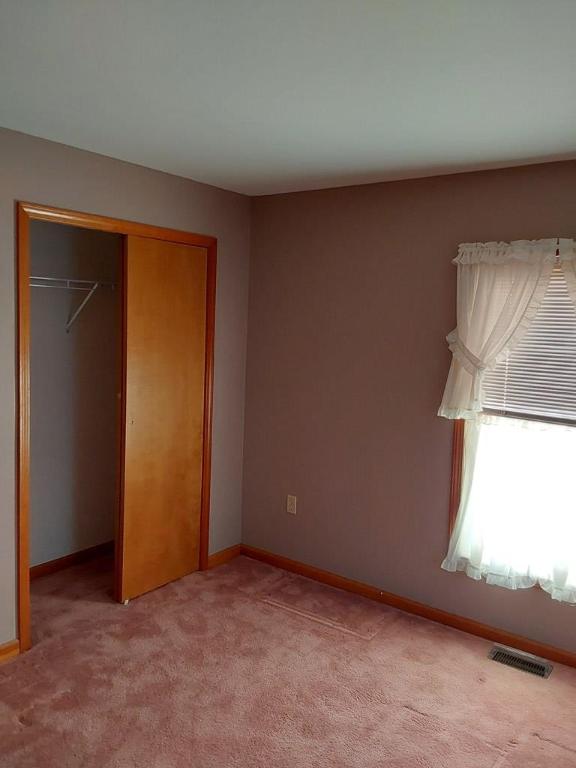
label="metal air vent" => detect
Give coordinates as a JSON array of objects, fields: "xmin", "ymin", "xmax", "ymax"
[{"xmin": 488, "ymin": 645, "xmax": 552, "ymax": 678}]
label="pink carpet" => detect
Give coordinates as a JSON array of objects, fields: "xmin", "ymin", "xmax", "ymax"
[{"xmin": 1, "ymin": 555, "xmax": 576, "ymax": 767}]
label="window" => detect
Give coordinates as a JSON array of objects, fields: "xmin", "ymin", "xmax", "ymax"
[
  {"xmin": 439, "ymin": 239, "xmax": 576, "ymax": 603},
  {"xmin": 482, "ymin": 265, "xmax": 576, "ymax": 423}
]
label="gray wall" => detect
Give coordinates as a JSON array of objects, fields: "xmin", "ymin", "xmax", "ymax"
[
  {"xmin": 30, "ymin": 222, "xmax": 120, "ymax": 567},
  {"xmin": 244, "ymin": 159, "xmax": 576, "ymax": 654},
  {"xmin": 0, "ymin": 128, "xmax": 251, "ymax": 644}
]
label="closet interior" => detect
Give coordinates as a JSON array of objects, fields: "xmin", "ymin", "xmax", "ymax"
[{"xmin": 29, "ymin": 220, "xmax": 122, "ymax": 627}]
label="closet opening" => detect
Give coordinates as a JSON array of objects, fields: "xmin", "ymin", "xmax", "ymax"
[
  {"xmin": 29, "ymin": 221, "xmax": 122, "ymax": 640},
  {"xmin": 17, "ymin": 202, "xmax": 217, "ymax": 655}
]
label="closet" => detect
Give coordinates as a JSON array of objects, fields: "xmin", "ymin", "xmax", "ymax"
[
  {"xmin": 30, "ymin": 222, "xmax": 121, "ymax": 585},
  {"xmin": 18, "ymin": 203, "xmax": 216, "ymax": 650}
]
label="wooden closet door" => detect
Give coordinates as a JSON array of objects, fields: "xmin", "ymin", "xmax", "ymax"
[{"xmin": 118, "ymin": 236, "xmax": 208, "ymax": 601}]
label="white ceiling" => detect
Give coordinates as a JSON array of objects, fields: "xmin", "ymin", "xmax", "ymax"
[{"xmin": 1, "ymin": 1, "xmax": 576, "ymax": 196}]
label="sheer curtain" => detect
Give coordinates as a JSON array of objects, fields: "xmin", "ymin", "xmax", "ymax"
[
  {"xmin": 438, "ymin": 240, "xmax": 559, "ymax": 419},
  {"xmin": 563, "ymin": 255, "xmax": 576, "ymax": 305},
  {"xmin": 439, "ymin": 238, "xmax": 576, "ymax": 604},
  {"xmin": 442, "ymin": 416, "xmax": 576, "ymax": 602}
]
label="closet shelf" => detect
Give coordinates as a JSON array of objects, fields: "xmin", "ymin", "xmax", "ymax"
[{"xmin": 29, "ymin": 275, "xmax": 115, "ymax": 332}]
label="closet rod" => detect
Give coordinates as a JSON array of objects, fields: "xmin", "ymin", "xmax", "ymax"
[
  {"xmin": 29, "ymin": 276, "xmax": 115, "ymax": 291},
  {"xmin": 29, "ymin": 276, "xmax": 115, "ymax": 331}
]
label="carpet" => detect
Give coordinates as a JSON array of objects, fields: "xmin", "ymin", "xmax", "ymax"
[
  {"xmin": 1, "ymin": 555, "xmax": 575, "ymax": 767},
  {"xmin": 260, "ymin": 572, "xmax": 397, "ymax": 639}
]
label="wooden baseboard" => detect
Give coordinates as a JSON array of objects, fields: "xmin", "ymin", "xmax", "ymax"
[
  {"xmin": 30, "ymin": 541, "xmax": 114, "ymax": 581},
  {"xmin": 0, "ymin": 640, "xmax": 20, "ymax": 666},
  {"xmin": 207, "ymin": 544, "xmax": 242, "ymax": 569},
  {"xmin": 240, "ymin": 544, "xmax": 576, "ymax": 669}
]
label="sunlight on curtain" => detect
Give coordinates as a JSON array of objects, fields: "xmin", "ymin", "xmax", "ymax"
[{"xmin": 442, "ymin": 415, "xmax": 576, "ymax": 602}]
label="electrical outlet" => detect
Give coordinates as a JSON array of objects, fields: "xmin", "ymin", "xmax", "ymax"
[{"xmin": 286, "ymin": 494, "xmax": 297, "ymax": 515}]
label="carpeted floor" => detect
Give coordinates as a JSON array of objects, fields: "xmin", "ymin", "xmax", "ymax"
[{"xmin": 1, "ymin": 555, "xmax": 576, "ymax": 767}]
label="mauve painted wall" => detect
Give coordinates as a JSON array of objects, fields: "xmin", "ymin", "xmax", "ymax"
[
  {"xmin": 244, "ymin": 160, "xmax": 576, "ymax": 653},
  {"xmin": 0, "ymin": 128, "xmax": 250, "ymax": 645}
]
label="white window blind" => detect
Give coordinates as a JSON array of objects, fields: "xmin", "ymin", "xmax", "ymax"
[{"xmin": 482, "ymin": 265, "xmax": 576, "ymax": 423}]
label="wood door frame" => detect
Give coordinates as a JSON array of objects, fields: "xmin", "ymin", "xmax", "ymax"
[
  {"xmin": 16, "ymin": 201, "xmax": 217, "ymax": 651},
  {"xmin": 448, "ymin": 419, "xmax": 465, "ymax": 533}
]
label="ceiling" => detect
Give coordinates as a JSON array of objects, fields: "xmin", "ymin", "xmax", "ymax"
[{"xmin": 1, "ymin": 1, "xmax": 575, "ymax": 196}]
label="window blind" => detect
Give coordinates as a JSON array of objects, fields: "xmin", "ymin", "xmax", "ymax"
[{"xmin": 482, "ymin": 265, "xmax": 576, "ymax": 423}]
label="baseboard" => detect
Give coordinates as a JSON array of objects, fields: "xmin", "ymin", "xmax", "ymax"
[
  {"xmin": 30, "ymin": 541, "xmax": 114, "ymax": 581},
  {"xmin": 0, "ymin": 640, "xmax": 20, "ymax": 666},
  {"xmin": 207, "ymin": 544, "xmax": 242, "ymax": 569},
  {"xmin": 240, "ymin": 544, "xmax": 576, "ymax": 669}
]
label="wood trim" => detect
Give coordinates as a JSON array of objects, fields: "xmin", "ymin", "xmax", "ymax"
[
  {"xmin": 449, "ymin": 419, "xmax": 465, "ymax": 532},
  {"xmin": 207, "ymin": 544, "xmax": 242, "ymax": 569},
  {"xmin": 18, "ymin": 202, "xmax": 216, "ymax": 249},
  {"xmin": 30, "ymin": 541, "xmax": 114, "ymax": 581},
  {"xmin": 16, "ymin": 202, "xmax": 31, "ymax": 652},
  {"xmin": 17, "ymin": 201, "xmax": 216, "ymax": 646},
  {"xmin": 199, "ymin": 243, "xmax": 216, "ymax": 570},
  {"xmin": 114, "ymin": 237, "xmax": 128, "ymax": 602},
  {"xmin": 240, "ymin": 545, "xmax": 576, "ymax": 669},
  {"xmin": 0, "ymin": 640, "xmax": 20, "ymax": 666}
]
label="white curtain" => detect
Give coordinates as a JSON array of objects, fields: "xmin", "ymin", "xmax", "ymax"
[
  {"xmin": 563, "ymin": 255, "xmax": 576, "ymax": 305},
  {"xmin": 438, "ymin": 239, "xmax": 569, "ymax": 419},
  {"xmin": 439, "ymin": 237, "xmax": 576, "ymax": 603},
  {"xmin": 442, "ymin": 415, "xmax": 576, "ymax": 603}
]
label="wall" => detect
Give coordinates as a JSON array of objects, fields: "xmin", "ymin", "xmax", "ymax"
[
  {"xmin": 0, "ymin": 128, "xmax": 250, "ymax": 644},
  {"xmin": 30, "ymin": 222, "xmax": 120, "ymax": 566},
  {"xmin": 244, "ymin": 160, "xmax": 576, "ymax": 653}
]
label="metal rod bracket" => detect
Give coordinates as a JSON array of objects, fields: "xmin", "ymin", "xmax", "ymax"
[{"xmin": 66, "ymin": 282, "xmax": 100, "ymax": 332}]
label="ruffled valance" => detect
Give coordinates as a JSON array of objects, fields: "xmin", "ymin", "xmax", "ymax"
[{"xmin": 454, "ymin": 238, "xmax": 576, "ymax": 265}]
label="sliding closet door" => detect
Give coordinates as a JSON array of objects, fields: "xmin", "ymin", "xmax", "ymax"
[{"xmin": 118, "ymin": 236, "xmax": 208, "ymax": 601}]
